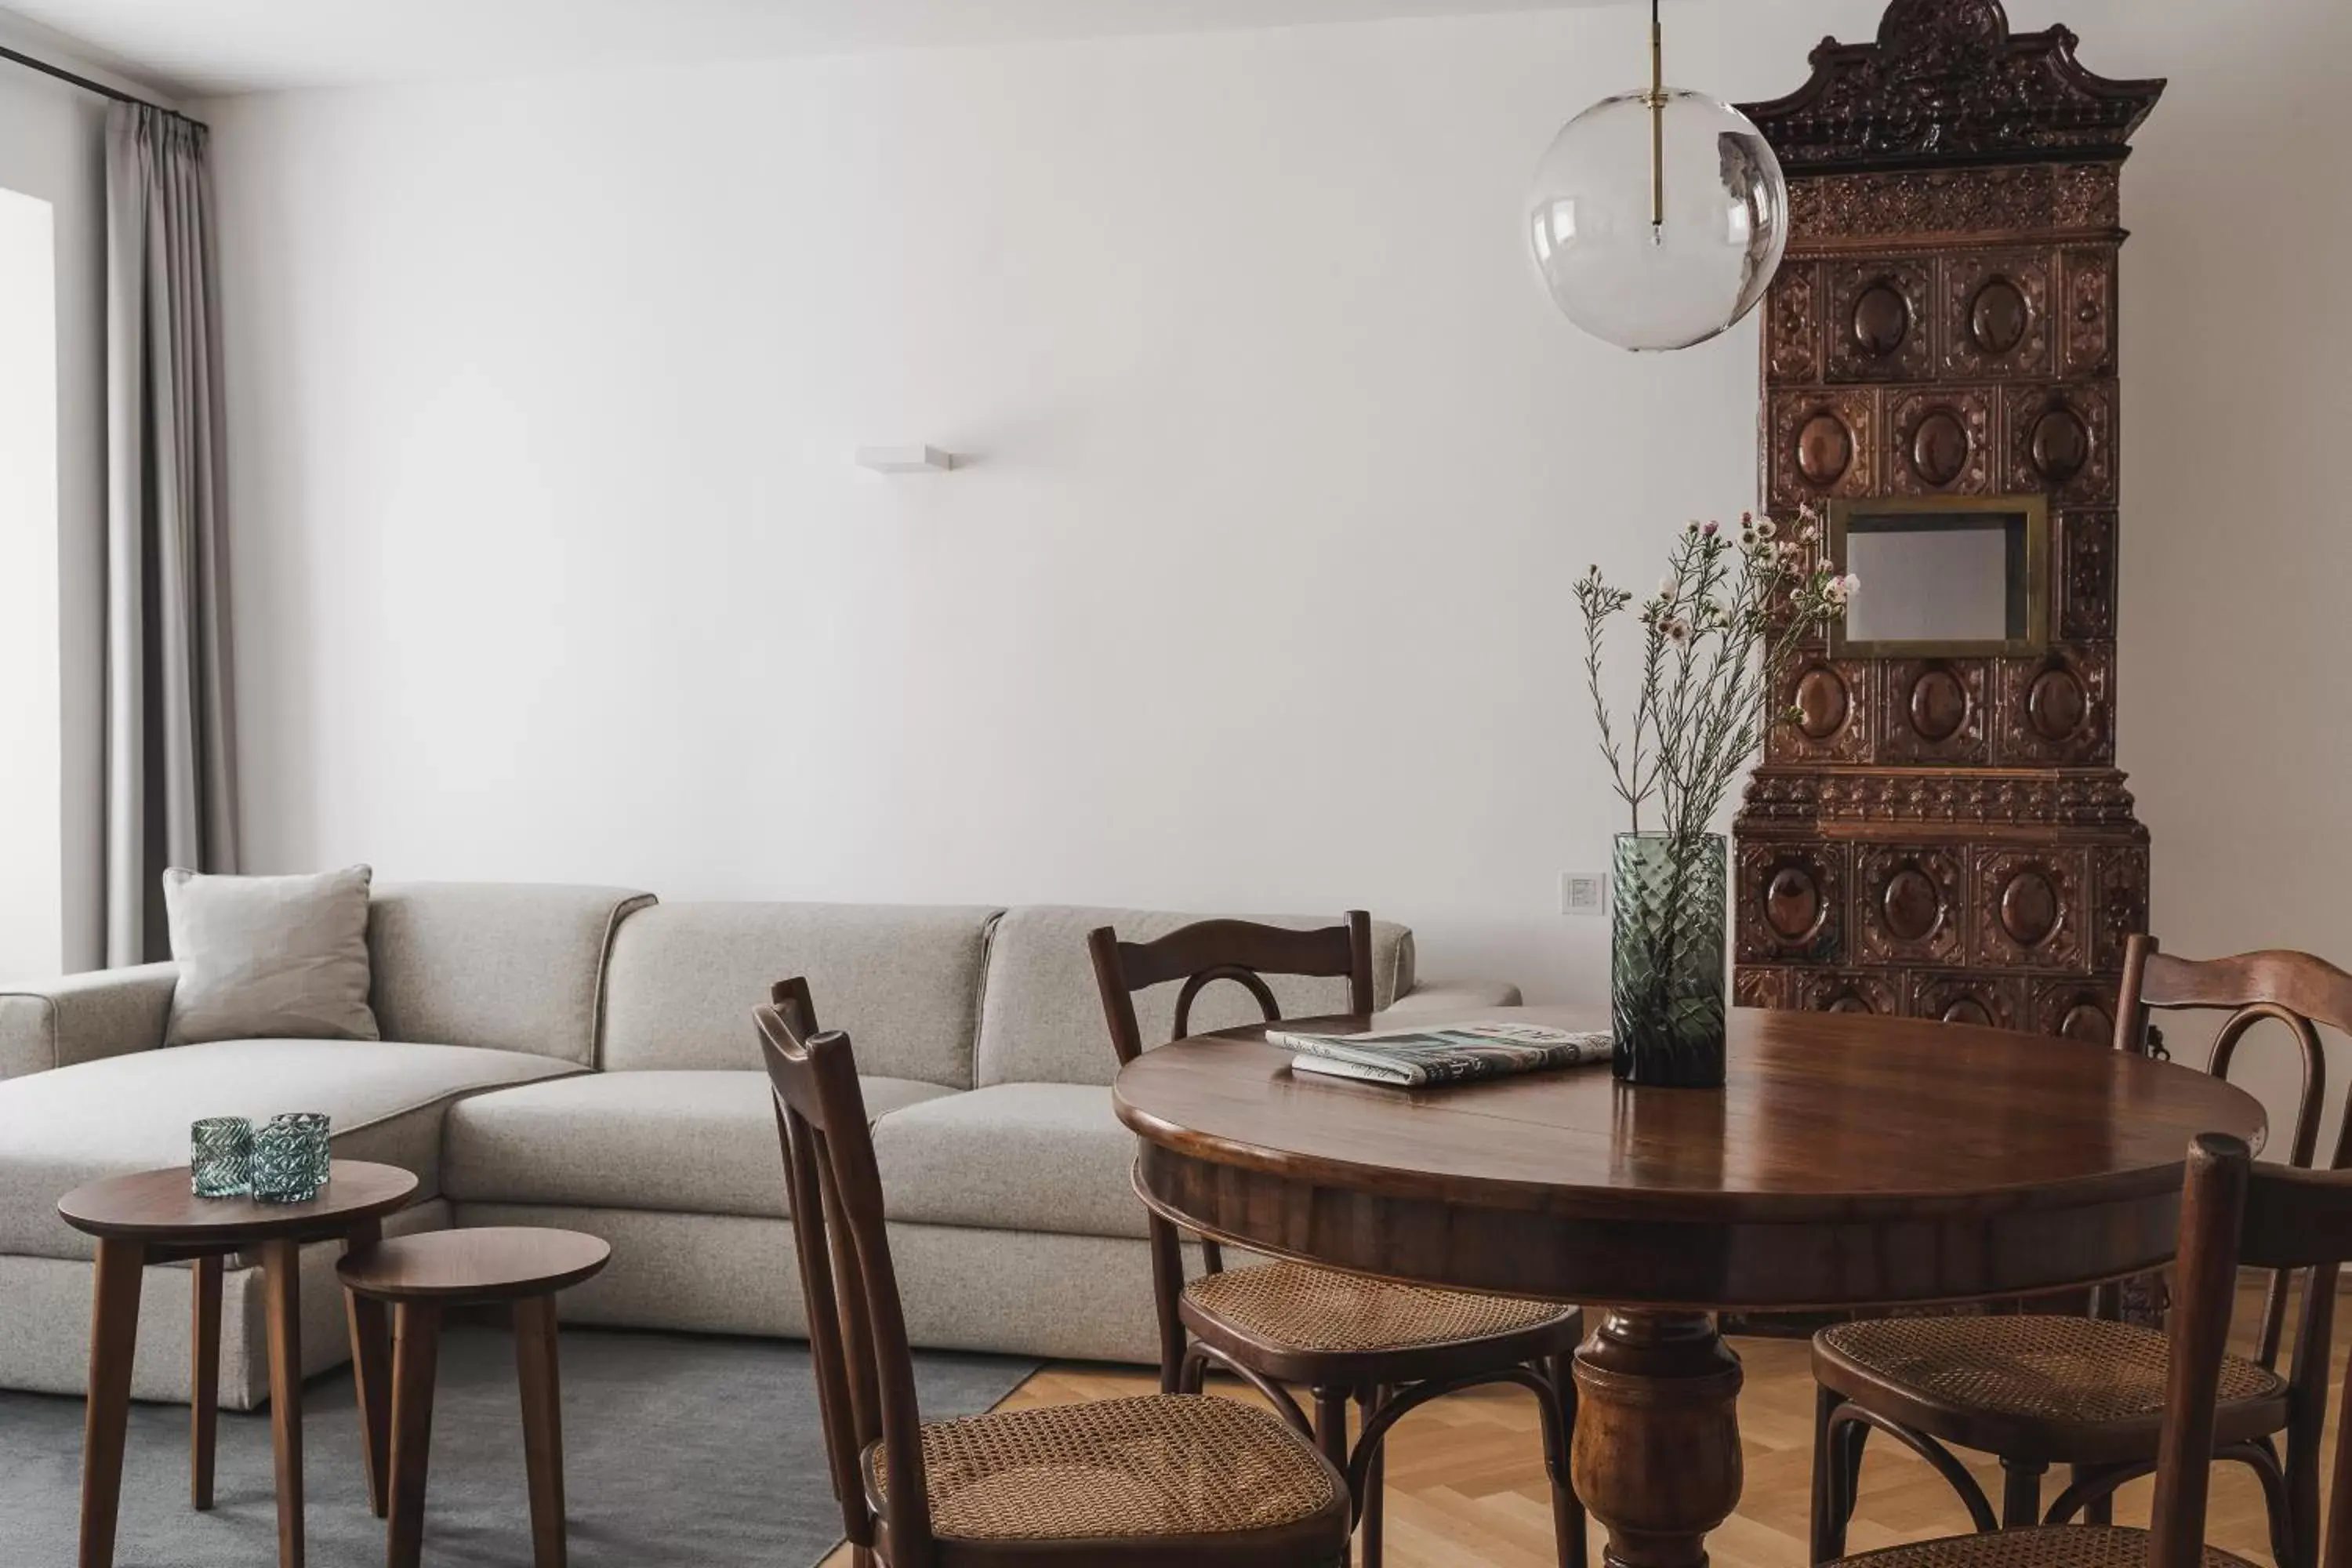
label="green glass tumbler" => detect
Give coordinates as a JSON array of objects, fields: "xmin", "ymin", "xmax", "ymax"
[
  {"xmin": 1610, "ymin": 831, "xmax": 1730, "ymax": 1088},
  {"xmin": 191, "ymin": 1117, "xmax": 253, "ymax": 1198},
  {"xmin": 252, "ymin": 1113, "xmax": 331, "ymax": 1203}
]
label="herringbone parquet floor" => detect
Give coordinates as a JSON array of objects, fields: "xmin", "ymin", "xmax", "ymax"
[{"xmin": 822, "ymin": 1279, "xmax": 2338, "ymax": 1567}]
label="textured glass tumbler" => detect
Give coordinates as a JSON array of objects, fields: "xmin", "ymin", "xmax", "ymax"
[
  {"xmin": 252, "ymin": 1113, "xmax": 331, "ymax": 1203},
  {"xmin": 190, "ymin": 1117, "xmax": 253, "ymax": 1198},
  {"xmin": 1610, "ymin": 831, "xmax": 1730, "ymax": 1087}
]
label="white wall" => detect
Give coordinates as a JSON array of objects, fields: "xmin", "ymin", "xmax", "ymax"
[{"xmin": 203, "ymin": 1, "xmax": 2352, "ymax": 1131}]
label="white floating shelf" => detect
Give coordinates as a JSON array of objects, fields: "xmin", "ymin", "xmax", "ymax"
[{"xmin": 856, "ymin": 445, "xmax": 959, "ymax": 474}]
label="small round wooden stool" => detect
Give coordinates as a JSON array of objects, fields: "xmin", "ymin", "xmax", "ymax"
[{"xmin": 337, "ymin": 1227, "xmax": 610, "ymax": 1568}]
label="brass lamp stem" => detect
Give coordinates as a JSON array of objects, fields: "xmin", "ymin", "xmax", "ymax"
[{"xmin": 1646, "ymin": 0, "xmax": 1665, "ymax": 238}]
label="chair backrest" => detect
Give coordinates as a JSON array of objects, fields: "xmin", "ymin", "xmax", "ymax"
[
  {"xmin": 756, "ymin": 979, "xmax": 938, "ymax": 1567},
  {"xmin": 2151, "ymin": 1134, "xmax": 2352, "ymax": 1568},
  {"xmin": 2114, "ymin": 934, "xmax": 2352, "ymax": 1362},
  {"xmin": 1086, "ymin": 910, "xmax": 1376, "ymax": 1065}
]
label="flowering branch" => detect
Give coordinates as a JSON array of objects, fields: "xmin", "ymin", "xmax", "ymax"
[{"xmin": 1575, "ymin": 505, "xmax": 1857, "ymax": 848}]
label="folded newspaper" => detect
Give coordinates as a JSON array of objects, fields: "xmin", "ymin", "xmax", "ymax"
[{"xmin": 1267, "ymin": 1021, "xmax": 1614, "ymax": 1087}]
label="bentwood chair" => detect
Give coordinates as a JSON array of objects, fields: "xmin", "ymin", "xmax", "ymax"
[
  {"xmin": 1811, "ymin": 937, "xmax": 2352, "ymax": 1566},
  {"xmin": 1817, "ymin": 1130, "xmax": 2352, "ymax": 1568},
  {"xmin": 756, "ymin": 982, "xmax": 1352, "ymax": 1568},
  {"xmin": 1088, "ymin": 913, "xmax": 1588, "ymax": 1568}
]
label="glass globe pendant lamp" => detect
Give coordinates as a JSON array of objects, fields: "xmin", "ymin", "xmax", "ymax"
[{"xmin": 1527, "ymin": 0, "xmax": 1788, "ymax": 352}]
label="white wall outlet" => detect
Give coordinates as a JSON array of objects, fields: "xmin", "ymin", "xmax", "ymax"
[{"xmin": 1561, "ymin": 872, "xmax": 1608, "ymax": 916}]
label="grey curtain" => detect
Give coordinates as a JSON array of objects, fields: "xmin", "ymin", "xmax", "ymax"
[{"xmin": 103, "ymin": 103, "xmax": 237, "ymax": 965}]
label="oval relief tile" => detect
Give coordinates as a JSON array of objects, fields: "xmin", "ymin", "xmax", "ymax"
[
  {"xmin": 1907, "ymin": 668, "xmax": 1970, "ymax": 742},
  {"xmin": 1852, "ymin": 281, "xmax": 1911, "ymax": 358},
  {"xmin": 1909, "ymin": 410, "xmax": 1971, "ymax": 488},
  {"xmin": 1765, "ymin": 867, "xmax": 1824, "ymax": 943},
  {"xmin": 2026, "ymin": 666, "xmax": 2090, "ymax": 740},
  {"xmin": 1998, "ymin": 869, "xmax": 2060, "ymax": 947},
  {"xmin": 1794, "ymin": 666, "xmax": 1850, "ymax": 741},
  {"xmin": 1797, "ymin": 412, "xmax": 1855, "ymax": 485},
  {"xmin": 2058, "ymin": 1001, "xmax": 2111, "ymax": 1043},
  {"xmin": 1881, "ymin": 867, "xmax": 1944, "ymax": 943},
  {"xmin": 1940, "ymin": 996, "xmax": 1994, "ymax": 1027},
  {"xmin": 2030, "ymin": 406, "xmax": 2092, "ymax": 483},
  {"xmin": 1969, "ymin": 277, "xmax": 2029, "ymax": 355},
  {"xmin": 1826, "ymin": 993, "xmax": 1875, "ymax": 1014}
]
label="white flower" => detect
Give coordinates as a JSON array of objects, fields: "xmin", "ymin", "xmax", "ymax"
[
  {"xmin": 1754, "ymin": 517, "xmax": 1777, "ymax": 541},
  {"xmin": 1841, "ymin": 573, "xmax": 1861, "ymax": 596},
  {"xmin": 1657, "ymin": 575, "xmax": 1676, "ymax": 599},
  {"xmin": 1663, "ymin": 616, "xmax": 1691, "ymax": 644}
]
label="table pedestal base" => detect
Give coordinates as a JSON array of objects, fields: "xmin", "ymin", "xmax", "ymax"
[{"xmin": 1571, "ymin": 1309, "xmax": 1744, "ymax": 1568}]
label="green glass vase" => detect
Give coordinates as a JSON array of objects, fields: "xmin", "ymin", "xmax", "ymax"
[{"xmin": 1611, "ymin": 831, "xmax": 1729, "ymax": 1088}]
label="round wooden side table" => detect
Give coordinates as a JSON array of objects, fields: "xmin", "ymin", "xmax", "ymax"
[
  {"xmin": 1115, "ymin": 1005, "xmax": 2268, "ymax": 1568},
  {"xmin": 337, "ymin": 1226, "xmax": 612, "ymax": 1568},
  {"xmin": 56, "ymin": 1159, "xmax": 420, "ymax": 1568}
]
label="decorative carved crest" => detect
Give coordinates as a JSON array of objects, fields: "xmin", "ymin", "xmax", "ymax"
[{"xmin": 1738, "ymin": 0, "xmax": 2165, "ymax": 173}]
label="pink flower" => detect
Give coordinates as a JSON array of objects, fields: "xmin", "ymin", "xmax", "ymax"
[
  {"xmin": 1701, "ymin": 521, "xmax": 1719, "ymax": 538},
  {"xmin": 1663, "ymin": 616, "xmax": 1692, "ymax": 644}
]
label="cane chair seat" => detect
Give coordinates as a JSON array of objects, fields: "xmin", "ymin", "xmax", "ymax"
[
  {"xmin": 1830, "ymin": 1525, "xmax": 2256, "ymax": 1568},
  {"xmin": 1184, "ymin": 1261, "xmax": 1578, "ymax": 1356},
  {"xmin": 862, "ymin": 1393, "xmax": 1348, "ymax": 1546},
  {"xmin": 1817, "ymin": 1316, "xmax": 2286, "ymax": 1443}
]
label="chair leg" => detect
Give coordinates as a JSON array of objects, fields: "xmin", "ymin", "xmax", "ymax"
[
  {"xmin": 2000, "ymin": 1458, "xmax": 2045, "ymax": 1529},
  {"xmin": 1315, "ymin": 1385, "xmax": 1355, "ymax": 1555},
  {"xmin": 1546, "ymin": 1352, "xmax": 1588, "ymax": 1568},
  {"xmin": 1357, "ymin": 1386, "xmax": 1385, "ymax": 1568},
  {"xmin": 1812, "ymin": 1387, "xmax": 1848, "ymax": 1563},
  {"xmin": 2067, "ymin": 1465, "xmax": 2113, "ymax": 1526},
  {"xmin": 1838, "ymin": 1415, "xmax": 1869, "ymax": 1528},
  {"xmin": 1146, "ymin": 1219, "xmax": 1189, "ymax": 1396}
]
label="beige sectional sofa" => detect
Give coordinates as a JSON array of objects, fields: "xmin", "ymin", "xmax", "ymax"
[{"xmin": 0, "ymin": 884, "xmax": 1515, "ymax": 1409}]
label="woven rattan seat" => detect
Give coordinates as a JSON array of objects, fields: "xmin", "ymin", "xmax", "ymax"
[
  {"xmin": 1831, "ymin": 1524, "xmax": 2256, "ymax": 1568},
  {"xmin": 864, "ymin": 1393, "xmax": 1341, "ymax": 1542},
  {"xmin": 1817, "ymin": 1316, "xmax": 2285, "ymax": 1428},
  {"xmin": 1182, "ymin": 1261, "xmax": 1577, "ymax": 1356}
]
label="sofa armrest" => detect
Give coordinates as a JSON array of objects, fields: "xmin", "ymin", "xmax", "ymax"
[
  {"xmin": 0, "ymin": 964, "xmax": 179, "ymax": 1079},
  {"xmin": 1383, "ymin": 978, "xmax": 1524, "ymax": 1016}
]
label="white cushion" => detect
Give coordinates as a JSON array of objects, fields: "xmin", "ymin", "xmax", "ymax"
[
  {"xmin": 0, "ymin": 1038, "xmax": 579, "ymax": 1261},
  {"xmin": 442, "ymin": 1069, "xmax": 957, "ymax": 1216},
  {"xmin": 164, "ymin": 865, "xmax": 379, "ymax": 1044},
  {"xmin": 871, "ymin": 1083, "xmax": 1143, "ymax": 1240}
]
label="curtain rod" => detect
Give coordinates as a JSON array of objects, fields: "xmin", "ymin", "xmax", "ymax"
[{"xmin": 1, "ymin": 42, "xmax": 205, "ymax": 129}]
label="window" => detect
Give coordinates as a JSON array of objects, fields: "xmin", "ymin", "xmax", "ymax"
[{"xmin": 0, "ymin": 186, "xmax": 60, "ymax": 976}]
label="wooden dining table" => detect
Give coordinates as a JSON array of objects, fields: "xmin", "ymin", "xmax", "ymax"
[{"xmin": 1112, "ymin": 1004, "xmax": 2267, "ymax": 1568}]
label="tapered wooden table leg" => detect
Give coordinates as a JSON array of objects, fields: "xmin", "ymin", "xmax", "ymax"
[
  {"xmin": 1570, "ymin": 1309, "xmax": 1744, "ymax": 1568},
  {"xmin": 261, "ymin": 1238, "xmax": 307, "ymax": 1568},
  {"xmin": 514, "ymin": 1294, "xmax": 570, "ymax": 1568},
  {"xmin": 387, "ymin": 1300, "xmax": 444, "ymax": 1568},
  {"xmin": 79, "ymin": 1237, "xmax": 146, "ymax": 1568},
  {"xmin": 191, "ymin": 1252, "xmax": 223, "ymax": 1510},
  {"xmin": 343, "ymin": 1218, "xmax": 394, "ymax": 1518}
]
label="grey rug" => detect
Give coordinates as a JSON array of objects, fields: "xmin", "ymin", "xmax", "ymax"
[{"xmin": 0, "ymin": 1326, "xmax": 1037, "ymax": 1567}]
